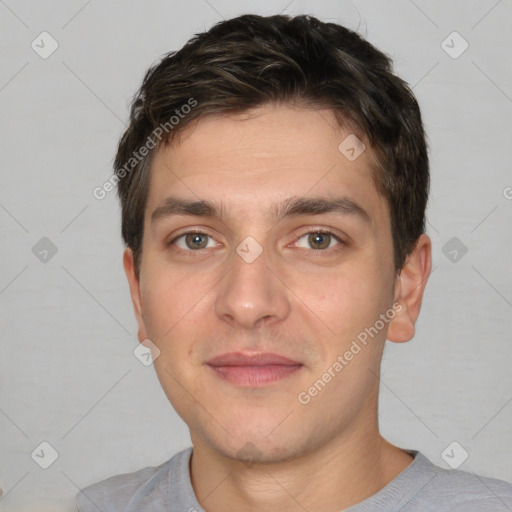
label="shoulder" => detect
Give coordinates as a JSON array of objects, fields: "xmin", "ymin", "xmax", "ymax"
[
  {"xmin": 434, "ymin": 465, "xmax": 512, "ymax": 510},
  {"xmin": 75, "ymin": 447, "xmax": 192, "ymax": 512},
  {"xmin": 409, "ymin": 452, "xmax": 512, "ymax": 511}
]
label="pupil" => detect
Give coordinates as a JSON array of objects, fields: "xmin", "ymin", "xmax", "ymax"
[
  {"xmin": 310, "ymin": 232, "xmax": 329, "ymax": 250},
  {"xmin": 187, "ymin": 234, "xmax": 207, "ymax": 249}
]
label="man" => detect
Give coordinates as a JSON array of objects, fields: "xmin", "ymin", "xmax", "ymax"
[{"xmin": 77, "ymin": 13, "xmax": 512, "ymax": 512}]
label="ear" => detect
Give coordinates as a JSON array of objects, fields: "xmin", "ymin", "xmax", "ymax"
[
  {"xmin": 123, "ymin": 248, "xmax": 149, "ymax": 343},
  {"xmin": 387, "ymin": 234, "xmax": 432, "ymax": 343}
]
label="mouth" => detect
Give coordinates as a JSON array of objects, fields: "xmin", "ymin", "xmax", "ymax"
[{"xmin": 205, "ymin": 352, "xmax": 303, "ymax": 386}]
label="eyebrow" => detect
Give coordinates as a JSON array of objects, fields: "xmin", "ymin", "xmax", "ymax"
[{"xmin": 151, "ymin": 195, "xmax": 371, "ymax": 225}]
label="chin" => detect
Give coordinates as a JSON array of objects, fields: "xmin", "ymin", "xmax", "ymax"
[
  {"xmin": 225, "ymin": 438, "xmax": 299, "ymax": 465},
  {"xmin": 196, "ymin": 420, "xmax": 312, "ymax": 465}
]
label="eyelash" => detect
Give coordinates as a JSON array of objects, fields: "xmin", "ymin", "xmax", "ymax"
[{"xmin": 166, "ymin": 228, "xmax": 344, "ymax": 255}]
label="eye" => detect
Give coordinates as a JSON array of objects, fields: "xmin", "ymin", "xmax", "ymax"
[
  {"xmin": 294, "ymin": 230, "xmax": 343, "ymax": 252},
  {"xmin": 169, "ymin": 231, "xmax": 218, "ymax": 252},
  {"xmin": 166, "ymin": 228, "xmax": 344, "ymax": 255}
]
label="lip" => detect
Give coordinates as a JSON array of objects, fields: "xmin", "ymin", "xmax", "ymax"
[
  {"xmin": 206, "ymin": 352, "xmax": 302, "ymax": 367},
  {"xmin": 206, "ymin": 352, "xmax": 303, "ymax": 386}
]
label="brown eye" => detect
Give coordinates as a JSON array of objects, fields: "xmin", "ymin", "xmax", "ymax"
[
  {"xmin": 294, "ymin": 230, "xmax": 342, "ymax": 252},
  {"xmin": 308, "ymin": 232, "xmax": 332, "ymax": 250},
  {"xmin": 168, "ymin": 232, "xmax": 216, "ymax": 251},
  {"xmin": 184, "ymin": 233, "xmax": 209, "ymax": 250}
]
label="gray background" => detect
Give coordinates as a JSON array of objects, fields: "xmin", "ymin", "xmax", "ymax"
[{"xmin": 1, "ymin": 0, "xmax": 511, "ymax": 510}]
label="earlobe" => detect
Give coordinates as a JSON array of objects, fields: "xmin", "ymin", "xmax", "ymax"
[
  {"xmin": 386, "ymin": 234, "xmax": 432, "ymax": 344},
  {"xmin": 122, "ymin": 248, "xmax": 148, "ymax": 342}
]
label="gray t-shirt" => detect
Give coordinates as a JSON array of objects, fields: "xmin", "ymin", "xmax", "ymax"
[{"xmin": 75, "ymin": 447, "xmax": 512, "ymax": 511}]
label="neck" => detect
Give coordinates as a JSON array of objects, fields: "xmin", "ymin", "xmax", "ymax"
[{"xmin": 189, "ymin": 422, "xmax": 413, "ymax": 512}]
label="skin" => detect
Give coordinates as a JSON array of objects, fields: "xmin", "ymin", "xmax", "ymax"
[{"xmin": 123, "ymin": 104, "xmax": 432, "ymax": 512}]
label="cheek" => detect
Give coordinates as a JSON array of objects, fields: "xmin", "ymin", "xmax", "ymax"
[
  {"xmin": 293, "ymin": 262, "xmax": 386, "ymax": 341},
  {"xmin": 146, "ymin": 278, "xmax": 208, "ymax": 418},
  {"xmin": 140, "ymin": 265, "xmax": 214, "ymax": 374},
  {"xmin": 140, "ymin": 261, "xmax": 210, "ymax": 338}
]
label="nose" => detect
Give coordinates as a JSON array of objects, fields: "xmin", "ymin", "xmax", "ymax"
[{"xmin": 214, "ymin": 240, "xmax": 291, "ymax": 330}]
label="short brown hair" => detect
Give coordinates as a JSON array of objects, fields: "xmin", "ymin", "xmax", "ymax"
[{"xmin": 114, "ymin": 13, "xmax": 429, "ymax": 279}]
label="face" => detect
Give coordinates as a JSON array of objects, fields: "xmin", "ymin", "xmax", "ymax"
[{"xmin": 124, "ymin": 104, "xmax": 426, "ymax": 463}]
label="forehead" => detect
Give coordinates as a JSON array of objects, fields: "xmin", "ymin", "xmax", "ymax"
[{"xmin": 145, "ymin": 105, "xmax": 388, "ymax": 228}]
